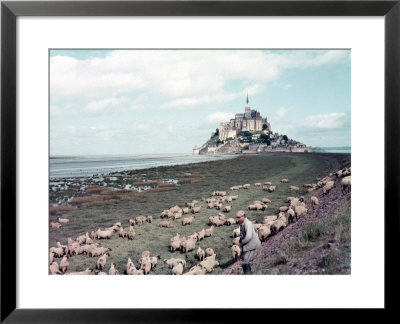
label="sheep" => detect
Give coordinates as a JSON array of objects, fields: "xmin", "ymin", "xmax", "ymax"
[
  {"xmin": 279, "ymin": 206, "xmax": 289, "ymax": 212},
  {"xmin": 233, "ymin": 227, "xmax": 240, "ymax": 238},
  {"xmin": 57, "ymin": 217, "xmax": 69, "ymax": 224},
  {"xmin": 182, "ymin": 207, "xmax": 189, "ymax": 214},
  {"xmin": 181, "ymin": 238, "xmax": 196, "ymax": 253},
  {"xmin": 94, "ymin": 270, "xmax": 108, "ymax": 275},
  {"xmin": 163, "ymin": 258, "xmax": 186, "ymax": 269},
  {"xmin": 119, "ymin": 227, "xmax": 127, "ymax": 238},
  {"xmin": 323, "ymin": 181, "xmax": 335, "ymax": 195},
  {"xmin": 289, "ymin": 185, "xmax": 300, "ymax": 192},
  {"xmin": 204, "ymin": 226, "xmax": 214, "ymax": 237},
  {"xmin": 253, "ymin": 223, "xmax": 263, "ymax": 231},
  {"xmin": 294, "ymin": 205, "xmax": 308, "ymax": 220},
  {"xmin": 59, "ymin": 255, "xmax": 69, "ymax": 273},
  {"xmin": 225, "ymin": 218, "xmax": 236, "ymax": 226},
  {"xmin": 280, "ymin": 179, "xmax": 289, "ymax": 183},
  {"xmin": 170, "ymin": 239, "xmax": 181, "ymax": 252},
  {"xmin": 49, "ymin": 252, "xmax": 55, "ymax": 265},
  {"xmin": 140, "ymin": 258, "xmax": 152, "ymax": 275},
  {"xmin": 197, "ymin": 229, "xmax": 206, "ymax": 241},
  {"xmin": 287, "ymin": 208, "xmax": 296, "ymax": 224},
  {"xmin": 270, "ymin": 218, "xmax": 286, "ymax": 235},
  {"xmin": 109, "ymin": 263, "xmax": 119, "ymax": 275},
  {"xmin": 49, "ymin": 246, "xmax": 65, "ymax": 258},
  {"xmin": 84, "ymin": 232, "xmax": 93, "ymax": 245},
  {"xmin": 49, "ymin": 262, "xmax": 61, "ymax": 275},
  {"xmin": 199, "ymin": 254, "xmax": 219, "ymax": 273},
  {"xmin": 254, "ymin": 182, "xmax": 262, "ymax": 186},
  {"xmin": 96, "ymin": 228, "xmax": 113, "ymax": 239},
  {"xmin": 146, "ymin": 215, "xmax": 153, "ymax": 223},
  {"xmin": 128, "ymin": 226, "xmax": 136, "ymax": 240},
  {"xmin": 303, "ymin": 184, "xmax": 314, "ymax": 188},
  {"xmin": 149, "ymin": 256, "xmax": 161, "ymax": 270},
  {"xmin": 230, "ymin": 195, "xmax": 239, "ymax": 200},
  {"xmin": 268, "ymin": 185, "xmax": 276, "ymax": 192},
  {"xmin": 96, "ymin": 253, "xmax": 109, "ymax": 270},
  {"xmin": 135, "ymin": 216, "xmax": 146, "ymax": 225},
  {"xmin": 341, "ymin": 176, "xmax": 351, "ymax": 194},
  {"xmin": 184, "ymin": 265, "xmax": 207, "ymax": 275},
  {"xmin": 310, "ymin": 196, "xmax": 319, "ymax": 208},
  {"xmin": 258, "ymin": 225, "xmax": 271, "ymax": 242},
  {"xmin": 126, "ymin": 258, "xmax": 135, "ymax": 273},
  {"xmin": 264, "ymin": 181, "xmax": 272, "ymax": 186},
  {"xmin": 232, "ymin": 237, "xmax": 240, "ymax": 245},
  {"xmin": 197, "ymin": 247, "xmax": 205, "ymax": 261},
  {"xmin": 192, "ymin": 206, "xmax": 201, "ymax": 214},
  {"xmin": 51, "ymin": 222, "xmax": 62, "ymax": 229},
  {"xmin": 182, "ymin": 216, "xmax": 194, "ymax": 226},
  {"xmin": 223, "ymin": 205, "xmax": 232, "ymax": 212},
  {"xmin": 158, "ymin": 221, "xmax": 171, "ymax": 228},
  {"xmin": 231, "ymin": 244, "xmax": 242, "ymax": 261},
  {"xmin": 89, "ymin": 246, "xmax": 112, "ymax": 257},
  {"xmin": 205, "ymin": 248, "xmax": 215, "ymax": 257},
  {"xmin": 261, "ymin": 198, "xmax": 271, "ymax": 204},
  {"xmin": 65, "ymin": 267, "xmax": 94, "ymax": 275},
  {"xmin": 172, "ymin": 263, "xmax": 184, "ymax": 275},
  {"xmin": 242, "ymin": 184, "xmax": 250, "ymax": 189}
]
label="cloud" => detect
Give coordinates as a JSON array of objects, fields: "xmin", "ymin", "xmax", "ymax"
[
  {"xmin": 284, "ymin": 83, "xmax": 292, "ymax": 90},
  {"xmin": 85, "ymin": 97, "xmax": 129, "ymax": 112},
  {"xmin": 206, "ymin": 112, "xmax": 235, "ymax": 125},
  {"xmin": 300, "ymin": 112, "xmax": 347, "ymax": 129},
  {"xmin": 275, "ymin": 107, "xmax": 290, "ymax": 120}
]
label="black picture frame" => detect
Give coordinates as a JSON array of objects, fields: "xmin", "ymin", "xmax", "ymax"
[{"xmin": 1, "ymin": 0, "xmax": 398, "ymax": 322}]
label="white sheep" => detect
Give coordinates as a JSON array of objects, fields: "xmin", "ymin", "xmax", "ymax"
[
  {"xmin": 287, "ymin": 208, "xmax": 296, "ymax": 224},
  {"xmin": 223, "ymin": 205, "xmax": 232, "ymax": 212},
  {"xmin": 182, "ymin": 216, "xmax": 194, "ymax": 226},
  {"xmin": 231, "ymin": 244, "xmax": 242, "ymax": 261},
  {"xmin": 184, "ymin": 265, "xmax": 207, "ymax": 275},
  {"xmin": 233, "ymin": 227, "xmax": 240, "ymax": 238},
  {"xmin": 205, "ymin": 248, "xmax": 215, "ymax": 257},
  {"xmin": 289, "ymin": 185, "xmax": 300, "ymax": 192},
  {"xmin": 204, "ymin": 226, "xmax": 214, "ymax": 237},
  {"xmin": 59, "ymin": 255, "xmax": 69, "ymax": 273},
  {"xmin": 66, "ymin": 268, "xmax": 93, "ymax": 275},
  {"xmin": 181, "ymin": 238, "xmax": 196, "ymax": 253},
  {"xmin": 341, "ymin": 176, "xmax": 351, "ymax": 194},
  {"xmin": 323, "ymin": 181, "xmax": 335, "ymax": 195},
  {"xmin": 109, "ymin": 263, "xmax": 119, "ymax": 275},
  {"xmin": 197, "ymin": 247, "xmax": 205, "ymax": 261},
  {"xmin": 172, "ymin": 263, "xmax": 184, "ymax": 275},
  {"xmin": 261, "ymin": 198, "xmax": 271, "ymax": 204},
  {"xmin": 310, "ymin": 196, "xmax": 319, "ymax": 208},
  {"xmin": 163, "ymin": 258, "xmax": 186, "ymax": 269},
  {"xmin": 158, "ymin": 221, "xmax": 171, "ymax": 228},
  {"xmin": 199, "ymin": 254, "xmax": 219, "ymax": 273},
  {"xmin": 96, "ymin": 253, "xmax": 109, "ymax": 270},
  {"xmin": 258, "ymin": 225, "xmax": 271, "ymax": 242},
  {"xmin": 294, "ymin": 205, "xmax": 308, "ymax": 220},
  {"xmin": 57, "ymin": 217, "xmax": 69, "ymax": 224},
  {"xmin": 279, "ymin": 206, "xmax": 289, "ymax": 212},
  {"xmin": 280, "ymin": 179, "xmax": 289, "ymax": 183},
  {"xmin": 49, "ymin": 262, "xmax": 61, "ymax": 275},
  {"xmin": 51, "ymin": 222, "xmax": 62, "ymax": 229},
  {"xmin": 268, "ymin": 185, "xmax": 276, "ymax": 192},
  {"xmin": 128, "ymin": 226, "xmax": 135, "ymax": 240},
  {"xmin": 197, "ymin": 229, "xmax": 205, "ymax": 241}
]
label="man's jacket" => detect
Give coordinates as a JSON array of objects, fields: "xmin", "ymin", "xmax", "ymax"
[{"xmin": 239, "ymin": 217, "xmax": 261, "ymax": 252}]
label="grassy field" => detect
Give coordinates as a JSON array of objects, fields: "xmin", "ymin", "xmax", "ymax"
[{"xmin": 49, "ymin": 152, "xmax": 349, "ymax": 275}]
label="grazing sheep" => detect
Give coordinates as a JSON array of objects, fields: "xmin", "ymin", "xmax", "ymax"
[
  {"xmin": 192, "ymin": 206, "xmax": 201, "ymax": 214},
  {"xmin": 49, "ymin": 262, "xmax": 61, "ymax": 275},
  {"xmin": 230, "ymin": 195, "xmax": 239, "ymax": 200},
  {"xmin": 242, "ymin": 184, "xmax": 250, "ymax": 189},
  {"xmin": 172, "ymin": 212, "xmax": 183, "ymax": 220},
  {"xmin": 323, "ymin": 181, "xmax": 335, "ymax": 195},
  {"xmin": 197, "ymin": 229, "xmax": 206, "ymax": 241},
  {"xmin": 128, "ymin": 226, "xmax": 136, "ymax": 240},
  {"xmin": 205, "ymin": 248, "xmax": 215, "ymax": 257},
  {"xmin": 204, "ymin": 226, "xmax": 214, "ymax": 237},
  {"xmin": 127, "ymin": 267, "xmax": 143, "ymax": 275},
  {"xmin": 268, "ymin": 185, "xmax": 276, "ymax": 192},
  {"xmin": 279, "ymin": 206, "xmax": 289, "ymax": 212},
  {"xmin": 96, "ymin": 253, "xmax": 109, "ymax": 270},
  {"xmin": 341, "ymin": 176, "xmax": 351, "ymax": 194},
  {"xmin": 126, "ymin": 258, "xmax": 135, "ymax": 273},
  {"xmin": 109, "ymin": 263, "xmax": 119, "ymax": 275},
  {"xmin": 199, "ymin": 254, "xmax": 219, "ymax": 273},
  {"xmin": 184, "ymin": 265, "xmax": 207, "ymax": 275},
  {"xmin": 197, "ymin": 247, "xmax": 205, "ymax": 261},
  {"xmin": 50, "ymin": 246, "xmax": 65, "ymax": 258},
  {"xmin": 310, "ymin": 196, "xmax": 319, "ymax": 208},
  {"xmin": 182, "ymin": 216, "xmax": 194, "ymax": 226},
  {"xmin": 170, "ymin": 238, "xmax": 181, "ymax": 252},
  {"xmin": 89, "ymin": 246, "xmax": 112, "ymax": 257},
  {"xmin": 261, "ymin": 198, "xmax": 271, "ymax": 204},
  {"xmin": 270, "ymin": 218, "xmax": 286, "ymax": 235},
  {"xmin": 49, "ymin": 252, "xmax": 55, "ymax": 265},
  {"xmin": 233, "ymin": 227, "xmax": 240, "ymax": 238},
  {"xmin": 57, "ymin": 217, "xmax": 69, "ymax": 224},
  {"xmin": 140, "ymin": 258, "xmax": 152, "ymax": 275},
  {"xmin": 264, "ymin": 182, "xmax": 272, "ymax": 186},
  {"xmin": 94, "ymin": 270, "xmax": 108, "ymax": 275},
  {"xmin": 289, "ymin": 185, "xmax": 300, "ymax": 192},
  {"xmin": 66, "ymin": 267, "xmax": 94, "ymax": 275},
  {"xmin": 146, "ymin": 215, "xmax": 153, "ymax": 223},
  {"xmin": 96, "ymin": 229, "xmax": 113, "ymax": 239},
  {"xmin": 254, "ymin": 182, "xmax": 262, "ymax": 186},
  {"xmin": 223, "ymin": 205, "xmax": 232, "ymax": 212},
  {"xmin": 158, "ymin": 221, "xmax": 171, "ymax": 228},
  {"xmin": 181, "ymin": 238, "xmax": 196, "ymax": 253},
  {"xmin": 172, "ymin": 263, "xmax": 184, "ymax": 275},
  {"xmin": 258, "ymin": 225, "xmax": 271, "ymax": 242},
  {"xmin": 294, "ymin": 205, "xmax": 308, "ymax": 220},
  {"xmin": 163, "ymin": 258, "xmax": 186, "ymax": 269},
  {"xmin": 280, "ymin": 179, "xmax": 289, "ymax": 183},
  {"xmin": 119, "ymin": 227, "xmax": 127, "ymax": 238},
  {"xmin": 303, "ymin": 184, "xmax": 314, "ymax": 188},
  {"xmin": 287, "ymin": 208, "xmax": 296, "ymax": 224},
  {"xmin": 149, "ymin": 256, "xmax": 160, "ymax": 270},
  {"xmin": 59, "ymin": 255, "xmax": 69, "ymax": 273},
  {"xmin": 182, "ymin": 207, "xmax": 189, "ymax": 214},
  {"xmin": 232, "ymin": 237, "xmax": 240, "ymax": 245},
  {"xmin": 225, "ymin": 218, "xmax": 236, "ymax": 226},
  {"xmin": 253, "ymin": 223, "xmax": 263, "ymax": 231},
  {"xmin": 51, "ymin": 222, "xmax": 62, "ymax": 229},
  {"xmin": 231, "ymin": 244, "xmax": 242, "ymax": 261}
]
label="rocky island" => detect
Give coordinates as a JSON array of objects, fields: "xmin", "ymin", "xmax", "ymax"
[{"xmin": 193, "ymin": 95, "xmax": 311, "ymax": 155}]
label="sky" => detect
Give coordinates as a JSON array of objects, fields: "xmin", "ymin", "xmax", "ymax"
[{"xmin": 50, "ymin": 49, "xmax": 351, "ymax": 155}]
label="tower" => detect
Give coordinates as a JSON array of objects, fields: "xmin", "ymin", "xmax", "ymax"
[{"xmin": 245, "ymin": 93, "xmax": 251, "ymax": 118}]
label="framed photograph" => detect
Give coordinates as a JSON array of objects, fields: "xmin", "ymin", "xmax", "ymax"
[{"xmin": 1, "ymin": 0, "xmax": 398, "ymax": 321}]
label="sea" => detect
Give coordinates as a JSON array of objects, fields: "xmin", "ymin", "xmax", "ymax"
[{"xmin": 50, "ymin": 153, "xmax": 239, "ymax": 178}]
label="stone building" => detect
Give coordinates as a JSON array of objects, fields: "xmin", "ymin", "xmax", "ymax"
[{"xmin": 218, "ymin": 95, "xmax": 271, "ymax": 141}]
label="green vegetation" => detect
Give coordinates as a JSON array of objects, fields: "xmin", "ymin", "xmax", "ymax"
[{"xmin": 50, "ymin": 153, "xmax": 349, "ymax": 275}]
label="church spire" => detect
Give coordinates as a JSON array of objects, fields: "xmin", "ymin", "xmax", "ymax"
[{"xmin": 246, "ymin": 92, "xmax": 249, "ymax": 105}]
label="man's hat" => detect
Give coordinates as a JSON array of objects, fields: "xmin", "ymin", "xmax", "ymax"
[{"xmin": 236, "ymin": 210, "xmax": 245, "ymax": 218}]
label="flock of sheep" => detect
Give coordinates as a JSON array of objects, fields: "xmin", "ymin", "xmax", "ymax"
[{"xmin": 49, "ymin": 165, "xmax": 351, "ymax": 275}]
